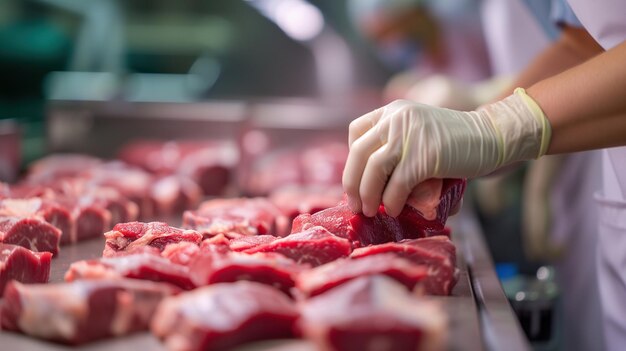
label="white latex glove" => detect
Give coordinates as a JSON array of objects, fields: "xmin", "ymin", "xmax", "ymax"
[
  {"xmin": 342, "ymin": 88, "xmax": 552, "ymax": 217},
  {"xmin": 405, "ymin": 74, "xmax": 514, "ymax": 111}
]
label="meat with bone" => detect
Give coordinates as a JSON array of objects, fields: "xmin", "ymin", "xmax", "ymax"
[
  {"xmin": 291, "ymin": 179, "xmax": 466, "ymax": 247},
  {"xmin": 151, "ymin": 281, "xmax": 299, "ymax": 351},
  {"xmin": 351, "ymin": 236, "xmax": 458, "ymax": 295},
  {"xmin": 183, "ymin": 198, "xmax": 281, "ymax": 238},
  {"xmin": 0, "ymin": 244, "xmax": 52, "ymax": 297},
  {"xmin": 65, "ymin": 253, "xmax": 195, "ymax": 290},
  {"xmin": 103, "ymin": 222, "xmax": 202, "ymax": 257},
  {"xmin": 242, "ymin": 226, "xmax": 351, "ymax": 267},
  {"xmin": 296, "ymin": 253, "xmax": 429, "ymax": 298},
  {"xmin": 118, "ymin": 140, "xmax": 239, "ymax": 196},
  {"xmin": 298, "ymin": 275, "xmax": 446, "ymax": 351},
  {"xmin": 1, "ymin": 279, "xmax": 179, "ymax": 345},
  {"xmin": 0, "ymin": 217, "xmax": 61, "ymax": 256},
  {"xmin": 189, "ymin": 249, "xmax": 302, "ymax": 296}
]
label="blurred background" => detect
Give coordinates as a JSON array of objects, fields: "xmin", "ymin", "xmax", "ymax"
[{"xmin": 0, "ymin": 1, "xmax": 601, "ymax": 350}]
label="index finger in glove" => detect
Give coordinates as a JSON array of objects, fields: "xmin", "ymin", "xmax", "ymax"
[
  {"xmin": 348, "ymin": 107, "xmax": 384, "ymax": 147},
  {"xmin": 343, "ymin": 122, "xmax": 390, "ymax": 213}
]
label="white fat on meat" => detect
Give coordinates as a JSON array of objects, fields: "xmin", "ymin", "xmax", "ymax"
[
  {"xmin": 0, "ymin": 198, "xmax": 43, "ymax": 217},
  {"xmin": 406, "ymin": 179, "xmax": 443, "ymax": 221},
  {"xmin": 17, "ymin": 283, "xmax": 88, "ymax": 340}
]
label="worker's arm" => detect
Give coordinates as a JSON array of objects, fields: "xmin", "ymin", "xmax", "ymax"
[
  {"xmin": 499, "ymin": 26, "xmax": 604, "ymax": 98},
  {"xmin": 528, "ymin": 40, "xmax": 626, "ymax": 153},
  {"xmin": 344, "ymin": 39, "xmax": 626, "ymax": 217}
]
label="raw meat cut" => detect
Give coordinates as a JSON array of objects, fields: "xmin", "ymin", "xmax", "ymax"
[
  {"xmin": 1, "ymin": 279, "xmax": 179, "ymax": 345},
  {"xmin": 292, "ymin": 179, "xmax": 466, "ymax": 247},
  {"xmin": 151, "ymin": 281, "xmax": 299, "ymax": 351},
  {"xmin": 199, "ymin": 234, "xmax": 231, "ymax": 252},
  {"xmin": 0, "ymin": 244, "xmax": 52, "ymax": 297},
  {"xmin": 0, "ymin": 198, "xmax": 73, "ymax": 244},
  {"xmin": 296, "ymin": 253, "xmax": 428, "ymax": 297},
  {"xmin": 228, "ymin": 235, "xmax": 277, "ymax": 252},
  {"xmin": 65, "ymin": 253, "xmax": 195, "ymax": 290},
  {"xmin": 82, "ymin": 162, "xmax": 155, "ymax": 218},
  {"xmin": 0, "ymin": 217, "xmax": 61, "ymax": 256},
  {"xmin": 118, "ymin": 140, "xmax": 239, "ymax": 196},
  {"xmin": 189, "ymin": 250, "xmax": 302, "ymax": 295},
  {"xmin": 244, "ymin": 141, "xmax": 348, "ymax": 196},
  {"xmin": 161, "ymin": 241, "xmax": 201, "ymax": 266},
  {"xmin": 298, "ymin": 275, "xmax": 446, "ymax": 351},
  {"xmin": 103, "ymin": 222, "xmax": 202, "ymax": 257},
  {"xmin": 26, "ymin": 154, "xmax": 102, "ymax": 183},
  {"xmin": 183, "ymin": 198, "xmax": 281, "ymax": 238},
  {"xmin": 269, "ymin": 185, "xmax": 344, "ymax": 235},
  {"xmin": 150, "ymin": 175, "xmax": 202, "ymax": 216},
  {"xmin": 351, "ymin": 236, "xmax": 457, "ymax": 295},
  {"xmin": 243, "ymin": 226, "xmax": 351, "ymax": 266}
]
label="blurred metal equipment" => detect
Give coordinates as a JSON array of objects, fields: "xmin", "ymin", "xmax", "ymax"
[{"xmin": 0, "ymin": 119, "xmax": 21, "ymax": 182}]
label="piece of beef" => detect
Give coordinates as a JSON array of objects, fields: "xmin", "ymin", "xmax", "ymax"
[
  {"xmin": 183, "ymin": 198, "xmax": 281, "ymax": 238},
  {"xmin": 0, "ymin": 198, "xmax": 73, "ymax": 244},
  {"xmin": 26, "ymin": 154, "xmax": 102, "ymax": 183},
  {"xmin": 296, "ymin": 253, "xmax": 428, "ymax": 297},
  {"xmin": 200, "ymin": 234, "xmax": 231, "ymax": 252},
  {"xmin": 151, "ymin": 175, "xmax": 202, "ymax": 216},
  {"xmin": 161, "ymin": 241, "xmax": 201, "ymax": 266},
  {"xmin": 292, "ymin": 179, "xmax": 466, "ymax": 247},
  {"xmin": 151, "ymin": 281, "xmax": 299, "ymax": 351},
  {"xmin": 65, "ymin": 253, "xmax": 195, "ymax": 290},
  {"xmin": 118, "ymin": 140, "xmax": 239, "ymax": 196},
  {"xmin": 0, "ymin": 244, "xmax": 52, "ymax": 297},
  {"xmin": 243, "ymin": 226, "xmax": 351, "ymax": 267},
  {"xmin": 351, "ymin": 236, "xmax": 457, "ymax": 295},
  {"xmin": 1, "ymin": 279, "xmax": 179, "ymax": 345},
  {"xmin": 228, "ymin": 235, "xmax": 277, "ymax": 252},
  {"xmin": 82, "ymin": 161, "xmax": 155, "ymax": 218},
  {"xmin": 0, "ymin": 217, "xmax": 61, "ymax": 256},
  {"xmin": 103, "ymin": 222, "xmax": 202, "ymax": 257},
  {"xmin": 269, "ymin": 185, "xmax": 344, "ymax": 235},
  {"xmin": 189, "ymin": 250, "xmax": 302, "ymax": 296},
  {"xmin": 298, "ymin": 275, "xmax": 446, "ymax": 351}
]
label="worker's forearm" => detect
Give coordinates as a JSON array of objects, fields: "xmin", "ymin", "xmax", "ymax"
[
  {"xmin": 496, "ymin": 26, "xmax": 603, "ymax": 100},
  {"xmin": 528, "ymin": 40, "xmax": 626, "ymax": 131},
  {"xmin": 549, "ymin": 112, "xmax": 626, "ymax": 154}
]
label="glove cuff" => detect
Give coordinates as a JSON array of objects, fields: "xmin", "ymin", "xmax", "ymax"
[{"xmin": 514, "ymin": 88, "xmax": 552, "ymax": 157}]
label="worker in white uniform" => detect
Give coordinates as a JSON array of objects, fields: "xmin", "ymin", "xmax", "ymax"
[{"xmin": 342, "ymin": 1, "xmax": 626, "ymax": 350}]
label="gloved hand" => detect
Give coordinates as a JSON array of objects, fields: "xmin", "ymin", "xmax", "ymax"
[
  {"xmin": 342, "ymin": 88, "xmax": 552, "ymax": 217},
  {"xmin": 404, "ymin": 74, "xmax": 514, "ymax": 111}
]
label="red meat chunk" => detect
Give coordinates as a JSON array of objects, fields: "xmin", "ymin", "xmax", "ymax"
[
  {"xmin": 296, "ymin": 254, "xmax": 428, "ymax": 297},
  {"xmin": 1, "ymin": 279, "xmax": 179, "ymax": 345},
  {"xmin": 0, "ymin": 244, "xmax": 52, "ymax": 297},
  {"xmin": 0, "ymin": 198, "xmax": 73, "ymax": 244},
  {"xmin": 189, "ymin": 250, "xmax": 302, "ymax": 296},
  {"xmin": 351, "ymin": 236, "xmax": 458, "ymax": 295},
  {"xmin": 103, "ymin": 222, "xmax": 202, "ymax": 257},
  {"xmin": 151, "ymin": 281, "xmax": 299, "ymax": 351},
  {"xmin": 228, "ymin": 235, "xmax": 277, "ymax": 252},
  {"xmin": 0, "ymin": 217, "xmax": 61, "ymax": 256},
  {"xmin": 183, "ymin": 198, "xmax": 281, "ymax": 238},
  {"xmin": 161, "ymin": 241, "xmax": 201, "ymax": 265},
  {"xmin": 26, "ymin": 154, "xmax": 102, "ymax": 183},
  {"xmin": 292, "ymin": 179, "xmax": 466, "ymax": 247},
  {"xmin": 150, "ymin": 175, "xmax": 202, "ymax": 216},
  {"xmin": 298, "ymin": 275, "xmax": 446, "ymax": 351},
  {"xmin": 243, "ymin": 226, "xmax": 351, "ymax": 266},
  {"xmin": 65, "ymin": 253, "xmax": 195, "ymax": 290},
  {"xmin": 269, "ymin": 185, "xmax": 344, "ymax": 235}
]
